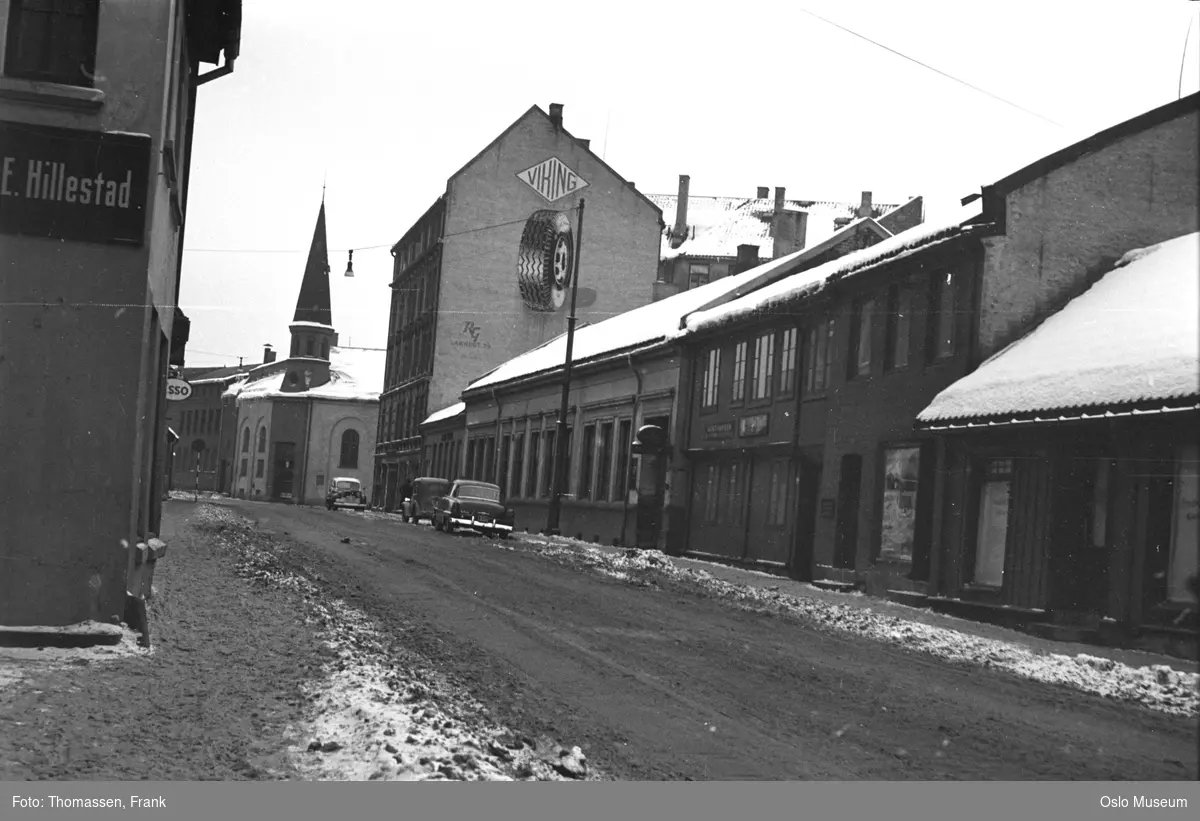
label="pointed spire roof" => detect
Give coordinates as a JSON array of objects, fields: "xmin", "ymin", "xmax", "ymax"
[{"xmin": 293, "ymin": 198, "xmax": 333, "ymax": 326}]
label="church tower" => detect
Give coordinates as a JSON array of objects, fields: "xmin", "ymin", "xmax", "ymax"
[{"xmin": 289, "ymin": 196, "xmax": 338, "ymax": 361}]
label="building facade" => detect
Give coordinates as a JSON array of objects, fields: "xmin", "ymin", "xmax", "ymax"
[
  {"xmin": 0, "ymin": 0, "xmax": 241, "ymax": 625},
  {"xmin": 373, "ymin": 103, "xmax": 664, "ymax": 508},
  {"xmin": 225, "ymin": 201, "xmax": 385, "ymax": 506},
  {"xmin": 164, "ymin": 362, "xmax": 249, "ymax": 492}
]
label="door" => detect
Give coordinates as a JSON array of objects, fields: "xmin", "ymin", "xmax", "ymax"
[
  {"xmin": 834, "ymin": 454, "xmax": 862, "ymax": 569},
  {"xmin": 1052, "ymin": 452, "xmax": 1113, "ymax": 616},
  {"xmin": 272, "ymin": 442, "xmax": 296, "ymax": 501},
  {"xmin": 791, "ymin": 460, "xmax": 822, "ymax": 580}
]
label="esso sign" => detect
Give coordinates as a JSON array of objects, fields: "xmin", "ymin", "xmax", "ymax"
[{"xmin": 166, "ymin": 378, "xmax": 193, "ymax": 401}]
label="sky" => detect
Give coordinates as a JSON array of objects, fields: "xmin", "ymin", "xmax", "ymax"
[{"xmin": 178, "ymin": 0, "xmax": 1200, "ymax": 369}]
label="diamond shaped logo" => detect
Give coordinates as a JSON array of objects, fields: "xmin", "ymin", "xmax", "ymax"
[{"xmin": 516, "ymin": 157, "xmax": 589, "ymax": 203}]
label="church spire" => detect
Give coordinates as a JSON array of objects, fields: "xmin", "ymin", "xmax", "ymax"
[{"xmin": 293, "ymin": 197, "xmax": 333, "ymax": 327}]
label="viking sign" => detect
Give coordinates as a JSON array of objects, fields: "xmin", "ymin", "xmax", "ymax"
[{"xmin": 516, "ymin": 157, "xmax": 589, "ymax": 203}]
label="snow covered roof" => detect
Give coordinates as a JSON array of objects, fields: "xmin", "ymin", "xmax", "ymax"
[
  {"xmin": 423, "ymin": 402, "xmax": 466, "ymax": 426},
  {"xmin": 648, "ymin": 193, "xmax": 901, "ymax": 261},
  {"xmin": 684, "ymin": 199, "xmax": 985, "ymax": 335},
  {"xmin": 463, "ymin": 246, "xmax": 834, "ymax": 395},
  {"xmin": 229, "ymin": 347, "xmax": 386, "ymax": 404},
  {"xmin": 917, "ymin": 232, "xmax": 1200, "ymax": 425}
]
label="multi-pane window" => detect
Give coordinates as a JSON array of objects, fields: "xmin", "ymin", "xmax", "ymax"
[
  {"xmin": 779, "ymin": 328, "xmax": 798, "ymax": 394},
  {"xmin": 614, "ymin": 420, "xmax": 632, "ymax": 500},
  {"xmin": 701, "ymin": 347, "xmax": 720, "ymax": 408},
  {"xmin": 929, "ymin": 271, "xmax": 957, "ymax": 360},
  {"xmin": 526, "ymin": 432, "xmax": 540, "ymax": 497},
  {"xmin": 541, "ymin": 430, "xmax": 557, "ymax": 498},
  {"xmin": 731, "ymin": 341, "xmax": 747, "ymax": 403},
  {"xmin": 597, "ymin": 421, "xmax": 614, "ymax": 502},
  {"xmin": 689, "ymin": 264, "xmax": 711, "ymax": 289},
  {"xmin": 766, "ymin": 461, "xmax": 788, "ymax": 526},
  {"xmin": 849, "ymin": 297, "xmax": 875, "ymax": 378},
  {"xmin": 499, "ymin": 435, "xmax": 511, "ymax": 498},
  {"xmin": 885, "ymin": 286, "xmax": 912, "ymax": 370},
  {"xmin": 580, "ymin": 424, "xmax": 597, "ymax": 500},
  {"xmin": 750, "ymin": 332, "xmax": 775, "ymax": 400},
  {"xmin": 804, "ymin": 319, "xmax": 835, "ymax": 394},
  {"xmin": 4, "ymin": 0, "xmax": 100, "ymax": 87}
]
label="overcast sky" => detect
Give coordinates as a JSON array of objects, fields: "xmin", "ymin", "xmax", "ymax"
[{"xmin": 178, "ymin": 0, "xmax": 1200, "ymax": 369}]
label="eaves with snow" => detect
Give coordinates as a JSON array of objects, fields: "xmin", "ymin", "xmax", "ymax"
[
  {"xmin": 683, "ymin": 199, "xmax": 986, "ymax": 336},
  {"xmin": 229, "ymin": 347, "xmax": 387, "ymax": 404},
  {"xmin": 422, "ymin": 401, "xmax": 466, "ymax": 426},
  {"xmin": 916, "ymin": 232, "xmax": 1200, "ymax": 428},
  {"xmin": 649, "ymin": 191, "xmax": 906, "ymax": 261}
]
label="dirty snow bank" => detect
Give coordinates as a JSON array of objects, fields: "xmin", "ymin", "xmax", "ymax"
[
  {"xmin": 194, "ymin": 505, "xmax": 604, "ymax": 781},
  {"xmin": 515, "ymin": 537, "xmax": 1199, "ymax": 719}
]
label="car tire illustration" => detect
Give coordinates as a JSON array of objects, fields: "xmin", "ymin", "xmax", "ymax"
[{"xmin": 517, "ymin": 210, "xmax": 574, "ymax": 312}]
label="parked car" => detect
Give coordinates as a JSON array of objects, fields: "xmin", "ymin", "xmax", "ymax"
[
  {"xmin": 432, "ymin": 480, "xmax": 515, "ymax": 538},
  {"xmin": 400, "ymin": 477, "xmax": 451, "ymax": 524},
  {"xmin": 326, "ymin": 477, "xmax": 367, "ymax": 511}
]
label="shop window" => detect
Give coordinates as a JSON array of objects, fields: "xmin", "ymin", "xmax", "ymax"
[
  {"xmin": 885, "ymin": 286, "xmax": 912, "ymax": 370},
  {"xmin": 701, "ymin": 347, "xmax": 720, "ymax": 408},
  {"xmin": 580, "ymin": 424, "xmax": 597, "ymax": 499},
  {"xmin": 1168, "ymin": 443, "xmax": 1200, "ymax": 603},
  {"xmin": 339, "ymin": 429, "xmax": 360, "ymax": 469},
  {"xmin": 750, "ymin": 331, "xmax": 775, "ymax": 400},
  {"xmin": 779, "ymin": 328, "xmax": 798, "ymax": 395},
  {"xmin": 879, "ymin": 446, "xmax": 922, "ymax": 562},
  {"xmin": 972, "ymin": 459, "xmax": 1012, "ymax": 586},
  {"xmin": 804, "ymin": 318, "xmax": 835, "ymax": 394},
  {"xmin": 597, "ymin": 421, "xmax": 614, "ymax": 501},
  {"xmin": 4, "ymin": 0, "xmax": 100, "ymax": 87},
  {"xmin": 614, "ymin": 420, "xmax": 632, "ymax": 500},
  {"xmin": 731, "ymin": 341, "xmax": 747, "ymax": 403}
]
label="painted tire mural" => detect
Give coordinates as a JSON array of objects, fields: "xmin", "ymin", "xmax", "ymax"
[{"xmin": 517, "ymin": 209, "xmax": 574, "ymax": 312}]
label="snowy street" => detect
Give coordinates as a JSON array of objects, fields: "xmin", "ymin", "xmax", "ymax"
[{"xmin": 1, "ymin": 499, "xmax": 1195, "ymax": 782}]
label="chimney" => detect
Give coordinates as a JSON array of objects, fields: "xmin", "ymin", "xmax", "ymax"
[
  {"xmin": 756, "ymin": 186, "xmax": 769, "ymax": 199},
  {"xmin": 735, "ymin": 244, "xmax": 759, "ymax": 274},
  {"xmin": 263, "ymin": 344, "xmax": 276, "ymax": 364},
  {"xmin": 857, "ymin": 190, "xmax": 873, "ymax": 218},
  {"xmin": 774, "ymin": 186, "xmax": 786, "ymax": 214},
  {"xmin": 671, "ymin": 174, "xmax": 690, "ymax": 249},
  {"xmin": 794, "ymin": 211, "xmax": 809, "ymax": 251},
  {"xmin": 578, "ymin": 138, "xmax": 590, "ymax": 150},
  {"xmin": 773, "ymin": 211, "xmax": 795, "ymax": 260},
  {"xmin": 548, "ymin": 103, "xmax": 564, "ymax": 129}
]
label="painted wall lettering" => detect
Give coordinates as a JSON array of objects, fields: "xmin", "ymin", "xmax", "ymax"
[{"xmin": 516, "ymin": 157, "xmax": 590, "ymax": 203}]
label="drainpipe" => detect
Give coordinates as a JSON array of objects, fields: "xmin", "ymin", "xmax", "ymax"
[
  {"xmin": 196, "ymin": 57, "xmax": 236, "ymax": 87},
  {"xmin": 620, "ymin": 353, "xmax": 644, "ymax": 548}
]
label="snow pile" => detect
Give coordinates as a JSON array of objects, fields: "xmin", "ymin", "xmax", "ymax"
[
  {"xmin": 513, "ymin": 536, "xmax": 1199, "ymax": 718},
  {"xmin": 194, "ymin": 505, "xmax": 604, "ymax": 781},
  {"xmin": 918, "ymin": 231, "xmax": 1200, "ymax": 423}
]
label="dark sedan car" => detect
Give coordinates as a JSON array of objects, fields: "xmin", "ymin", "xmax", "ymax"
[{"xmin": 432, "ymin": 480, "xmax": 514, "ymax": 538}]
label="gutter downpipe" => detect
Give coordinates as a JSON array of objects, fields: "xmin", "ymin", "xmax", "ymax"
[
  {"xmin": 196, "ymin": 57, "xmax": 235, "ymax": 87},
  {"xmin": 620, "ymin": 353, "xmax": 644, "ymax": 548}
]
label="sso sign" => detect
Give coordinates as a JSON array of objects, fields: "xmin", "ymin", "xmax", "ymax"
[
  {"xmin": 166, "ymin": 378, "xmax": 192, "ymax": 401},
  {"xmin": 516, "ymin": 157, "xmax": 589, "ymax": 203}
]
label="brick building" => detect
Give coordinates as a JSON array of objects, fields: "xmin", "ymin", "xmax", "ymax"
[
  {"xmin": 0, "ymin": 0, "xmax": 241, "ymax": 626},
  {"xmin": 648, "ymin": 177, "xmax": 925, "ymax": 301},
  {"xmin": 373, "ymin": 103, "xmax": 664, "ymax": 509},
  {"xmin": 163, "ymin": 362, "xmax": 249, "ymax": 492}
]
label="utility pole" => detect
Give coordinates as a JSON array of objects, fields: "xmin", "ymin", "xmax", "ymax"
[{"xmin": 545, "ymin": 198, "xmax": 585, "ymax": 536}]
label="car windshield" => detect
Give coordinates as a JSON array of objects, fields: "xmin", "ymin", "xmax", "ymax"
[
  {"xmin": 335, "ymin": 480, "xmax": 359, "ymax": 491},
  {"xmin": 457, "ymin": 484, "xmax": 500, "ymax": 502}
]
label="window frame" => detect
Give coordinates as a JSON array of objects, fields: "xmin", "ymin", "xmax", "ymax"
[
  {"xmin": 779, "ymin": 327, "xmax": 798, "ymax": 397},
  {"xmin": 700, "ymin": 346, "xmax": 721, "ymax": 409},
  {"xmin": 730, "ymin": 340, "xmax": 748, "ymax": 404},
  {"xmin": 3, "ymin": 0, "xmax": 101, "ymax": 88},
  {"xmin": 749, "ymin": 331, "xmax": 775, "ymax": 402},
  {"xmin": 928, "ymin": 270, "xmax": 958, "ymax": 362},
  {"xmin": 848, "ymin": 296, "xmax": 876, "ymax": 380}
]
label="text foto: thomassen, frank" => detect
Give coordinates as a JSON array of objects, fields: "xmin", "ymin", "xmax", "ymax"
[{"xmin": 13, "ymin": 795, "xmax": 166, "ymax": 809}]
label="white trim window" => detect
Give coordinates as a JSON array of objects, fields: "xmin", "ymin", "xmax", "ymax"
[{"xmin": 701, "ymin": 347, "xmax": 721, "ymax": 408}]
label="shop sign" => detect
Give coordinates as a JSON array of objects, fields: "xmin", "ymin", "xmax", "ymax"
[
  {"xmin": 703, "ymin": 421, "xmax": 734, "ymax": 440},
  {"xmin": 738, "ymin": 413, "xmax": 769, "ymax": 438},
  {"xmin": 516, "ymin": 157, "xmax": 589, "ymax": 203}
]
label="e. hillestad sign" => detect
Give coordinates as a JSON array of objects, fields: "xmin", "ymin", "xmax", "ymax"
[
  {"xmin": 516, "ymin": 157, "xmax": 589, "ymax": 203},
  {"xmin": 0, "ymin": 120, "xmax": 151, "ymax": 246}
]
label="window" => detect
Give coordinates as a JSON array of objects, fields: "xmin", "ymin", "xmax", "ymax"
[
  {"xmin": 499, "ymin": 435, "xmax": 511, "ymax": 498},
  {"xmin": 724, "ymin": 462, "xmax": 743, "ymax": 525},
  {"xmin": 1167, "ymin": 443, "xmax": 1199, "ymax": 603},
  {"xmin": 316, "ymin": 473, "xmax": 325, "ymax": 488},
  {"xmin": 322, "ymin": 339, "xmax": 330, "ymax": 359},
  {"xmin": 731, "ymin": 341, "xmax": 747, "ymax": 403},
  {"xmin": 241, "ymin": 427, "xmax": 250, "ymax": 452},
  {"xmin": 580, "ymin": 424, "xmax": 596, "ymax": 500},
  {"xmin": 779, "ymin": 328, "xmax": 798, "ymax": 395},
  {"xmin": 255, "ymin": 459, "xmax": 265, "ymax": 478},
  {"xmin": 541, "ymin": 429, "xmax": 557, "ymax": 498},
  {"xmin": 239, "ymin": 458, "xmax": 247, "ymax": 477},
  {"xmin": 849, "ymin": 298, "xmax": 875, "ymax": 378},
  {"xmin": 465, "ymin": 438, "xmax": 477, "ymax": 479},
  {"xmin": 804, "ymin": 319, "xmax": 835, "ymax": 394},
  {"xmin": 973, "ymin": 459, "xmax": 1012, "ymax": 586},
  {"xmin": 929, "ymin": 271, "xmax": 957, "ymax": 360},
  {"xmin": 526, "ymin": 432, "xmax": 540, "ymax": 497},
  {"xmin": 703, "ymin": 463, "xmax": 720, "ymax": 523},
  {"xmin": 701, "ymin": 347, "xmax": 720, "ymax": 408},
  {"xmin": 562, "ymin": 427, "xmax": 574, "ymax": 496},
  {"xmin": 339, "ymin": 429, "xmax": 360, "ymax": 469},
  {"xmin": 766, "ymin": 461, "xmax": 788, "ymax": 526},
  {"xmin": 880, "ymin": 446, "xmax": 922, "ymax": 562},
  {"xmin": 688, "ymin": 264, "xmax": 710, "ymax": 289},
  {"xmin": 484, "ymin": 436, "xmax": 495, "ymax": 482},
  {"xmin": 513, "ymin": 432, "xmax": 525, "ymax": 499},
  {"xmin": 4, "ymin": 0, "xmax": 100, "ymax": 87},
  {"xmin": 257, "ymin": 427, "xmax": 266, "ymax": 453},
  {"xmin": 597, "ymin": 421, "xmax": 614, "ymax": 502},
  {"xmin": 885, "ymin": 286, "xmax": 912, "ymax": 370},
  {"xmin": 750, "ymin": 332, "xmax": 775, "ymax": 400},
  {"xmin": 614, "ymin": 420, "xmax": 632, "ymax": 500}
]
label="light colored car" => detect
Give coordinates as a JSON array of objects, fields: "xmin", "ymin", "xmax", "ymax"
[{"xmin": 326, "ymin": 477, "xmax": 367, "ymax": 511}]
